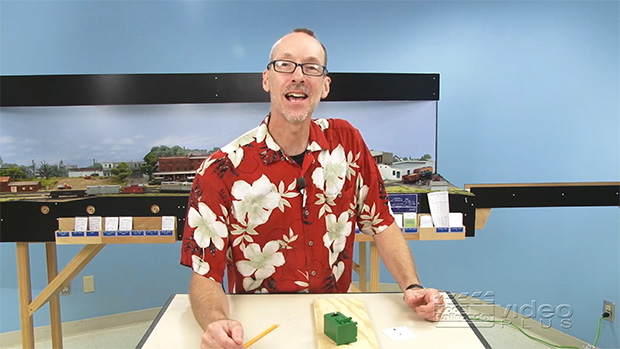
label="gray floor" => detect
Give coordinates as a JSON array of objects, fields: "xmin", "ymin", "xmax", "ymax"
[{"xmin": 1, "ymin": 321, "xmax": 151, "ymax": 349}]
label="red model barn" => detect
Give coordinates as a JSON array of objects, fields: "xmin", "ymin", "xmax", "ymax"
[
  {"xmin": 8, "ymin": 180, "xmax": 42, "ymax": 193},
  {"xmin": 0, "ymin": 177, "xmax": 10, "ymax": 192}
]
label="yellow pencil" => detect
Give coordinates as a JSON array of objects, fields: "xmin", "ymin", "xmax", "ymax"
[{"xmin": 243, "ymin": 324, "xmax": 278, "ymax": 348}]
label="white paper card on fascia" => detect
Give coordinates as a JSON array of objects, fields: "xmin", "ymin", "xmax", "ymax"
[
  {"xmin": 74, "ymin": 217, "xmax": 88, "ymax": 231},
  {"xmin": 403, "ymin": 212, "xmax": 417, "ymax": 228},
  {"xmin": 393, "ymin": 213, "xmax": 403, "ymax": 228},
  {"xmin": 161, "ymin": 216, "xmax": 176, "ymax": 230},
  {"xmin": 88, "ymin": 216, "xmax": 102, "ymax": 231},
  {"xmin": 105, "ymin": 217, "xmax": 119, "ymax": 231},
  {"xmin": 381, "ymin": 326, "xmax": 417, "ymax": 341},
  {"xmin": 119, "ymin": 217, "xmax": 133, "ymax": 231},
  {"xmin": 427, "ymin": 191, "xmax": 450, "ymax": 227},
  {"xmin": 419, "ymin": 215, "xmax": 434, "ymax": 227},
  {"xmin": 449, "ymin": 212, "xmax": 463, "ymax": 227}
]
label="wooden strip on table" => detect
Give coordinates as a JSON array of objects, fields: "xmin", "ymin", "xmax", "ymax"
[{"xmin": 313, "ymin": 298, "xmax": 379, "ymax": 349}]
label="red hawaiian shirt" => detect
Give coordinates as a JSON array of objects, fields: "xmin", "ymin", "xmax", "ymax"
[{"xmin": 180, "ymin": 115, "xmax": 394, "ymax": 293}]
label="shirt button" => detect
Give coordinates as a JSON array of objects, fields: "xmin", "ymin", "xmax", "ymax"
[
  {"xmin": 311, "ymin": 270, "xmax": 317, "ymax": 276},
  {"xmin": 303, "ymin": 209, "xmax": 310, "ymax": 217},
  {"xmin": 308, "ymin": 240, "xmax": 314, "ymax": 246}
]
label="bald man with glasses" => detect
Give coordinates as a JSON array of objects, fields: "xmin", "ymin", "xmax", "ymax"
[{"xmin": 180, "ymin": 28, "xmax": 445, "ymax": 349}]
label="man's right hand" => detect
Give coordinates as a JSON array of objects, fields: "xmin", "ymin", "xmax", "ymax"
[{"xmin": 201, "ymin": 319, "xmax": 244, "ymax": 349}]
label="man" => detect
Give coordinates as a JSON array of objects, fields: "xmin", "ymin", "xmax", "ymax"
[{"xmin": 180, "ymin": 28, "xmax": 445, "ymax": 349}]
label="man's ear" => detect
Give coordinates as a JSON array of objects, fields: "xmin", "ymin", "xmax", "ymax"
[
  {"xmin": 321, "ymin": 75, "xmax": 331, "ymax": 99},
  {"xmin": 262, "ymin": 70, "xmax": 270, "ymax": 93}
]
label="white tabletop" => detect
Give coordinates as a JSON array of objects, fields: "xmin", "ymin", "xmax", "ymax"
[{"xmin": 138, "ymin": 292, "xmax": 488, "ymax": 349}]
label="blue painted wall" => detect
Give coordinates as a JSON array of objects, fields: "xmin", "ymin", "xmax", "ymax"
[{"xmin": 1, "ymin": 1, "xmax": 618, "ymax": 347}]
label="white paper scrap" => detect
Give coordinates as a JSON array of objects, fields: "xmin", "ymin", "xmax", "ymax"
[
  {"xmin": 419, "ymin": 215, "xmax": 434, "ymax": 228},
  {"xmin": 393, "ymin": 213, "xmax": 403, "ymax": 228},
  {"xmin": 119, "ymin": 216, "xmax": 133, "ymax": 231},
  {"xmin": 104, "ymin": 217, "xmax": 119, "ymax": 231},
  {"xmin": 88, "ymin": 216, "xmax": 102, "ymax": 231},
  {"xmin": 449, "ymin": 212, "xmax": 463, "ymax": 227},
  {"xmin": 427, "ymin": 191, "xmax": 450, "ymax": 227},
  {"xmin": 403, "ymin": 212, "xmax": 417, "ymax": 228},
  {"xmin": 161, "ymin": 216, "xmax": 176, "ymax": 230},
  {"xmin": 74, "ymin": 217, "xmax": 88, "ymax": 231},
  {"xmin": 381, "ymin": 326, "xmax": 417, "ymax": 341}
]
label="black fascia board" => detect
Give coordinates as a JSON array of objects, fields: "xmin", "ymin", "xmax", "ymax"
[{"xmin": 0, "ymin": 72, "xmax": 439, "ymax": 107}]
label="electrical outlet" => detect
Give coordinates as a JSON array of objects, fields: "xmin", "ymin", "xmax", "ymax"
[
  {"xmin": 60, "ymin": 283, "xmax": 71, "ymax": 296},
  {"xmin": 83, "ymin": 275, "xmax": 95, "ymax": 293},
  {"xmin": 603, "ymin": 300, "xmax": 615, "ymax": 322}
]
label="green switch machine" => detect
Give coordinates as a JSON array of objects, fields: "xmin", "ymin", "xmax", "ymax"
[{"xmin": 323, "ymin": 311, "xmax": 358, "ymax": 345}]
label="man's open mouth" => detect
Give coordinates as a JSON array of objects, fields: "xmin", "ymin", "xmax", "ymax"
[{"xmin": 285, "ymin": 92, "xmax": 308, "ymax": 101}]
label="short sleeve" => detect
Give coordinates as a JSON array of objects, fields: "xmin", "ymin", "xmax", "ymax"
[{"xmin": 179, "ymin": 154, "xmax": 231, "ymax": 282}]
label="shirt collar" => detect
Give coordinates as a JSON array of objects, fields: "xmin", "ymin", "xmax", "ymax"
[{"xmin": 258, "ymin": 114, "xmax": 330, "ymax": 165}]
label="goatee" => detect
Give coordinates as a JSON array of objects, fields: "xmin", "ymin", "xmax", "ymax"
[{"xmin": 283, "ymin": 111, "xmax": 309, "ymax": 123}]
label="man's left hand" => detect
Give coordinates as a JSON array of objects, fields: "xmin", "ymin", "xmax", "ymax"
[{"xmin": 403, "ymin": 288, "xmax": 445, "ymax": 322}]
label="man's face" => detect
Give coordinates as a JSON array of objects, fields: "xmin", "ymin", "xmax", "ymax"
[{"xmin": 262, "ymin": 32, "xmax": 331, "ymax": 123}]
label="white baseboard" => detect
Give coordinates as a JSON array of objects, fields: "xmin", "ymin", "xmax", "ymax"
[{"xmin": 0, "ymin": 307, "xmax": 161, "ymax": 348}]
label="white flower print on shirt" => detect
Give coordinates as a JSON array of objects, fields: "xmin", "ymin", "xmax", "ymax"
[
  {"xmin": 359, "ymin": 202, "xmax": 391, "ymax": 235},
  {"xmin": 257, "ymin": 122, "xmax": 280, "ymax": 151},
  {"xmin": 332, "ymin": 261, "xmax": 345, "ymax": 282},
  {"xmin": 242, "ymin": 277, "xmax": 262, "ymax": 292},
  {"xmin": 221, "ymin": 127, "xmax": 258, "ymax": 168},
  {"xmin": 219, "ymin": 122, "xmax": 278, "ymax": 169},
  {"xmin": 191, "ymin": 255, "xmax": 210, "ymax": 276},
  {"xmin": 314, "ymin": 118, "xmax": 329, "ymax": 130},
  {"xmin": 311, "ymin": 144, "xmax": 348, "ymax": 197},
  {"xmin": 314, "ymin": 192, "xmax": 335, "ymax": 219},
  {"xmin": 231, "ymin": 174, "xmax": 280, "ymax": 226},
  {"xmin": 346, "ymin": 150, "xmax": 361, "ymax": 180},
  {"xmin": 323, "ymin": 211, "xmax": 353, "ymax": 266},
  {"xmin": 276, "ymin": 179, "xmax": 300, "ymax": 212},
  {"xmin": 188, "ymin": 202, "xmax": 228, "ymax": 250},
  {"xmin": 230, "ymin": 223, "xmax": 259, "ymax": 248},
  {"xmin": 277, "ymin": 228, "xmax": 299, "ymax": 250},
  {"xmin": 237, "ymin": 241, "xmax": 285, "ymax": 291},
  {"xmin": 294, "ymin": 270, "xmax": 310, "ymax": 291},
  {"xmin": 355, "ymin": 174, "xmax": 370, "ymax": 217},
  {"xmin": 196, "ymin": 156, "xmax": 217, "ymax": 176}
]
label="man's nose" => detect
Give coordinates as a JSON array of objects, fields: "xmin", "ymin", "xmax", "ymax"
[{"xmin": 290, "ymin": 64, "xmax": 305, "ymax": 81}]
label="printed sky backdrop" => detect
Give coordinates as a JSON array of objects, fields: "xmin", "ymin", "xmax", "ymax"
[{"xmin": 0, "ymin": 100, "xmax": 436, "ymax": 168}]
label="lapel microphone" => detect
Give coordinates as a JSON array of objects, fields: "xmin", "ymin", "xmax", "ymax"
[
  {"xmin": 297, "ymin": 177, "xmax": 310, "ymax": 222},
  {"xmin": 296, "ymin": 177, "xmax": 306, "ymax": 191}
]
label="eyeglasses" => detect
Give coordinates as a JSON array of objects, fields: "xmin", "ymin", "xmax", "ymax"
[{"xmin": 267, "ymin": 60, "xmax": 328, "ymax": 77}]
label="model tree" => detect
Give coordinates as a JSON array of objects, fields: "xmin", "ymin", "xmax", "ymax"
[
  {"xmin": 141, "ymin": 152, "xmax": 159, "ymax": 181},
  {"xmin": 0, "ymin": 166, "xmax": 29, "ymax": 179},
  {"xmin": 111, "ymin": 162, "xmax": 132, "ymax": 182},
  {"xmin": 38, "ymin": 161, "xmax": 67, "ymax": 179}
]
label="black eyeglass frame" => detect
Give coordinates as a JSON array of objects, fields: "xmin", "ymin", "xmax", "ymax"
[{"xmin": 267, "ymin": 59, "xmax": 328, "ymax": 77}]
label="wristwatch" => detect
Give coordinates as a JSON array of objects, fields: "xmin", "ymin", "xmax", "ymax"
[{"xmin": 405, "ymin": 283, "xmax": 424, "ymax": 291}]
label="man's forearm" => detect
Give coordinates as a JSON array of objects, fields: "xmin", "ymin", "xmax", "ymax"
[
  {"xmin": 373, "ymin": 222, "xmax": 421, "ymax": 291},
  {"xmin": 189, "ymin": 272, "xmax": 231, "ymax": 329}
]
